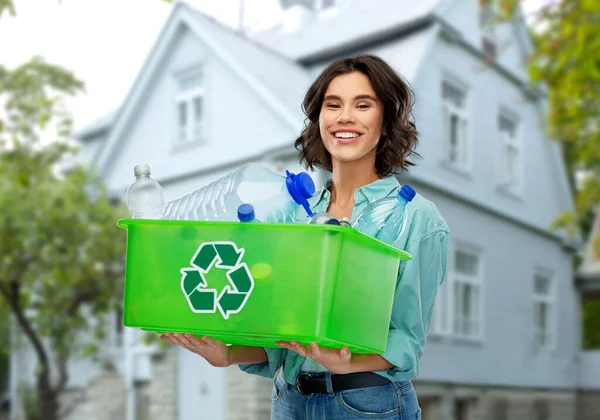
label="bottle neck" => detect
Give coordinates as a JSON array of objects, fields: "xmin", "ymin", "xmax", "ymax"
[{"xmin": 135, "ymin": 173, "xmax": 150, "ymax": 180}]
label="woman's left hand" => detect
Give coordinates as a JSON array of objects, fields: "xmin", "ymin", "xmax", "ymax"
[{"xmin": 276, "ymin": 341, "xmax": 352, "ymax": 374}]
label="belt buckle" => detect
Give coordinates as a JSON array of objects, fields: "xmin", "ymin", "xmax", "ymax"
[{"xmin": 296, "ymin": 373, "xmax": 314, "ymax": 396}]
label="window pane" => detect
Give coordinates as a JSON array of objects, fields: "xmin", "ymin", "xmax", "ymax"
[
  {"xmin": 442, "ymin": 81, "xmax": 465, "ymax": 108},
  {"xmin": 449, "ymin": 113, "xmax": 459, "ymax": 162},
  {"xmin": 455, "ymin": 251, "xmax": 478, "ymax": 276},
  {"xmin": 460, "ymin": 118, "xmax": 468, "ymax": 166},
  {"xmin": 535, "ymin": 275, "xmax": 551, "ymax": 296},
  {"xmin": 462, "ymin": 283, "xmax": 472, "ymax": 318},
  {"xmin": 179, "ymin": 71, "xmax": 203, "ymax": 92},
  {"xmin": 499, "ymin": 114, "xmax": 517, "ymax": 139},
  {"xmin": 193, "ymin": 96, "xmax": 203, "ymax": 122},
  {"xmin": 178, "ymin": 102, "xmax": 187, "ymax": 142}
]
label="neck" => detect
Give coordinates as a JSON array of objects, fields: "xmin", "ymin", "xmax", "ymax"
[{"xmin": 329, "ymin": 156, "xmax": 379, "ymax": 207}]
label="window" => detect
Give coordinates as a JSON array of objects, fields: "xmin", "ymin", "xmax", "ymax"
[
  {"xmin": 453, "ymin": 249, "xmax": 482, "ymax": 339},
  {"xmin": 533, "ymin": 273, "xmax": 554, "ymax": 350},
  {"xmin": 442, "ymin": 79, "xmax": 469, "ymax": 169},
  {"xmin": 176, "ymin": 68, "xmax": 205, "ymax": 145},
  {"xmin": 479, "ymin": 1, "xmax": 498, "ymax": 60},
  {"xmin": 498, "ymin": 113, "xmax": 520, "ymax": 192}
]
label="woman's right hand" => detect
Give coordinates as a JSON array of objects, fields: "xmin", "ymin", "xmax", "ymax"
[{"xmin": 160, "ymin": 333, "xmax": 231, "ymax": 367}]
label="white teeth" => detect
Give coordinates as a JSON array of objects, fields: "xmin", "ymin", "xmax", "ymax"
[{"xmin": 335, "ymin": 132, "xmax": 359, "ymax": 139}]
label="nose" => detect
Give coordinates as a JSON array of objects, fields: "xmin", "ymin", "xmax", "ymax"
[{"xmin": 337, "ymin": 106, "xmax": 355, "ymax": 123}]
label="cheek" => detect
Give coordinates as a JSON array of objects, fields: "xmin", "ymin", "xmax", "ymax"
[{"xmin": 318, "ymin": 114, "xmax": 329, "ymax": 141}]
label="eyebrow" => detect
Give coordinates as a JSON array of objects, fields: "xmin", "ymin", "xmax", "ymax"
[{"xmin": 323, "ymin": 94, "xmax": 378, "ymax": 102}]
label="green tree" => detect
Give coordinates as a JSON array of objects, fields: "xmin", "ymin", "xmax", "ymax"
[
  {"xmin": 0, "ymin": 0, "xmax": 15, "ymax": 18},
  {"xmin": 0, "ymin": 57, "xmax": 127, "ymax": 420},
  {"xmin": 525, "ymin": 0, "xmax": 600, "ymax": 346}
]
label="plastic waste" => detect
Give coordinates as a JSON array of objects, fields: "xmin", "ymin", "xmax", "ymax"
[
  {"xmin": 126, "ymin": 164, "xmax": 164, "ymax": 219},
  {"xmin": 306, "ymin": 212, "xmax": 341, "ymax": 225},
  {"xmin": 162, "ymin": 163, "xmax": 315, "ymax": 223},
  {"xmin": 237, "ymin": 203, "xmax": 259, "ymax": 223},
  {"xmin": 352, "ymin": 185, "xmax": 416, "ymax": 245}
]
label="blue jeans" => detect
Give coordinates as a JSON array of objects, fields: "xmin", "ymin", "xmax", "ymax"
[{"xmin": 270, "ymin": 372, "xmax": 421, "ymax": 420}]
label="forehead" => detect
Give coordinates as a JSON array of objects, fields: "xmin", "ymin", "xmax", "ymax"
[{"xmin": 325, "ymin": 72, "xmax": 376, "ymax": 97}]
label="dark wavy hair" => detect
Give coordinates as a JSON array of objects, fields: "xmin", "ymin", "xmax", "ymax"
[{"xmin": 294, "ymin": 55, "xmax": 420, "ymax": 177}]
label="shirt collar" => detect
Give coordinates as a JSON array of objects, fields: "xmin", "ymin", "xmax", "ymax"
[{"xmin": 310, "ymin": 175, "xmax": 400, "ymax": 208}]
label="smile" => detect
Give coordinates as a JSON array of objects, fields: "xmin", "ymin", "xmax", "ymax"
[{"xmin": 332, "ymin": 131, "xmax": 363, "ymax": 144}]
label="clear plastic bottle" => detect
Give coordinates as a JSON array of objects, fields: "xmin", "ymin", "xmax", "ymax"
[
  {"xmin": 162, "ymin": 163, "xmax": 315, "ymax": 223},
  {"xmin": 352, "ymin": 184, "xmax": 416, "ymax": 245},
  {"xmin": 125, "ymin": 164, "xmax": 165, "ymax": 219},
  {"xmin": 237, "ymin": 204, "xmax": 259, "ymax": 223}
]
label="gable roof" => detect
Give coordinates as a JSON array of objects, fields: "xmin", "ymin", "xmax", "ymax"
[
  {"xmin": 92, "ymin": 2, "xmax": 313, "ymax": 175},
  {"xmin": 254, "ymin": 0, "xmax": 445, "ymax": 62}
]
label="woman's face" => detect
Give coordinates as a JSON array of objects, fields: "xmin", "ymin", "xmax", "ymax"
[{"xmin": 319, "ymin": 71, "xmax": 385, "ymax": 167}]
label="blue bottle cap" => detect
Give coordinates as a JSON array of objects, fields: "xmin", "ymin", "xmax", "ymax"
[
  {"xmin": 398, "ymin": 184, "xmax": 416, "ymax": 202},
  {"xmin": 324, "ymin": 218, "xmax": 341, "ymax": 225},
  {"xmin": 237, "ymin": 203, "xmax": 255, "ymax": 222},
  {"xmin": 285, "ymin": 170, "xmax": 316, "ymax": 217}
]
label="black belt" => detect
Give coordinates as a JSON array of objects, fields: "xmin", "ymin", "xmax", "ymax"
[{"xmin": 295, "ymin": 372, "xmax": 390, "ymax": 396}]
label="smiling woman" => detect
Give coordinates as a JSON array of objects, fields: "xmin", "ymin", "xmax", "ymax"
[{"xmin": 161, "ymin": 54, "xmax": 450, "ymax": 420}]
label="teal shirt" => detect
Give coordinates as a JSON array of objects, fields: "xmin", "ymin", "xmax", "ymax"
[{"xmin": 239, "ymin": 175, "xmax": 450, "ymax": 383}]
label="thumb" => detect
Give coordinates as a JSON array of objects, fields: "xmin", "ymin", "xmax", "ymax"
[{"xmin": 340, "ymin": 347, "xmax": 351, "ymax": 362}]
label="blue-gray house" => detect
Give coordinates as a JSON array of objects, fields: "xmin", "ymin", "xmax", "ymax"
[{"xmin": 9, "ymin": 1, "xmax": 599, "ymax": 419}]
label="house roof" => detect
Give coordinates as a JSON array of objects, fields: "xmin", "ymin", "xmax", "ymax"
[
  {"xmin": 254, "ymin": 0, "xmax": 445, "ymax": 61},
  {"xmin": 87, "ymin": 1, "xmax": 440, "ymax": 172},
  {"xmin": 91, "ymin": 2, "xmax": 316, "ymax": 174}
]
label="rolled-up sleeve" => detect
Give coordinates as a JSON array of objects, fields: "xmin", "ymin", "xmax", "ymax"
[
  {"xmin": 238, "ymin": 347, "xmax": 286, "ymax": 379},
  {"xmin": 381, "ymin": 230, "xmax": 449, "ymax": 379}
]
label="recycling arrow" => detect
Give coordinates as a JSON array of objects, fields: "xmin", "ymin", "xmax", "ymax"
[{"xmin": 180, "ymin": 241, "xmax": 254, "ymax": 320}]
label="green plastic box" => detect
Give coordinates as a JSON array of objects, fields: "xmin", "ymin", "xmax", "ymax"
[{"xmin": 117, "ymin": 219, "xmax": 411, "ymax": 354}]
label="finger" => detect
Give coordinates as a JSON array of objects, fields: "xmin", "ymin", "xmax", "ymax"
[
  {"xmin": 309, "ymin": 342, "xmax": 321, "ymax": 358},
  {"xmin": 170, "ymin": 333, "xmax": 190, "ymax": 347},
  {"xmin": 290, "ymin": 341, "xmax": 308, "ymax": 357},
  {"xmin": 200, "ymin": 336, "xmax": 218, "ymax": 346},
  {"xmin": 276, "ymin": 341, "xmax": 296, "ymax": 352}
]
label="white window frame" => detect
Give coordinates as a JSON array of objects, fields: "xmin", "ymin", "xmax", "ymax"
[
  {"xmin": 498, "ymin": 110, "xmax": 521, "ymax": 194},
  {"xmin": 451, "ymin": 246, "xmax": 484, "ymax": 341},
  {"xmin": 429, "ymin": 277, "xmax": 452, "ymax": 336},
  {"xmin": 441, "ymin": 77, "xmax": 470, "ymax": 171},
  {"xmin": 175, "ymin": 67, "xmax": 206, "ymax": 146},
  {"xmin": 533, "ymin": 270, "xmax": 555, "ymax": 352}
]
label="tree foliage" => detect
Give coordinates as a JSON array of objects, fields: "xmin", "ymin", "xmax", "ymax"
[{"xmin": 0, "ymin": 56, "xmax": 128, "ymax": 419}]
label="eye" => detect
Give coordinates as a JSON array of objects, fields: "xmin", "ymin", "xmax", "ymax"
[
  {"xmin": 357, "ymin": 103, "xmax": 371, "ymax": 109},
  {"xmin": 325, "ymin": 103, "xmax": 340, "ymax": 109}
]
